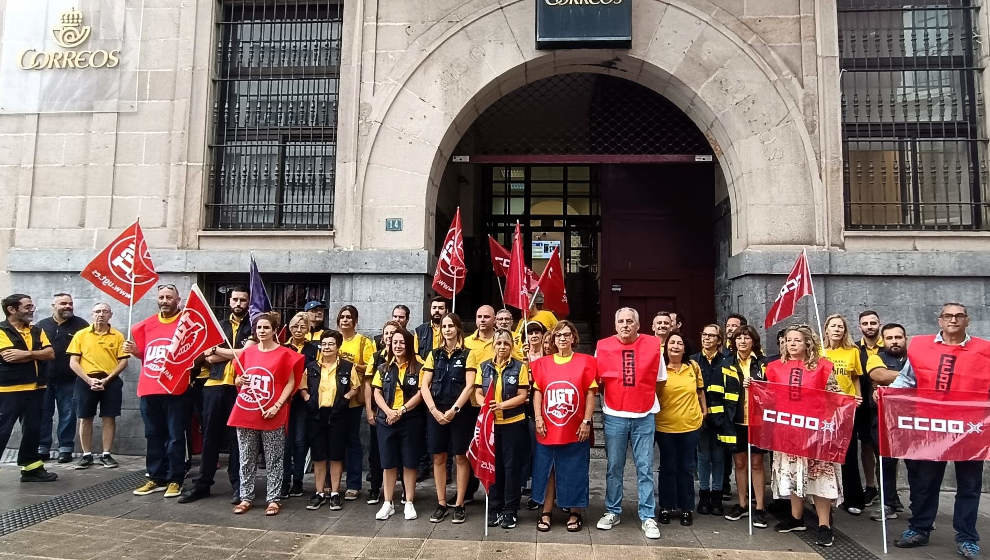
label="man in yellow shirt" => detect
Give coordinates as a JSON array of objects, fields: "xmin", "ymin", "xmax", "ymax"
[
  {"xmin": 67, "ymin": 303, "xmax": 128, "ymax": 469},
  {"xmin": 0, "ymin": 294, "xmax": 57, "ymax": 482}
]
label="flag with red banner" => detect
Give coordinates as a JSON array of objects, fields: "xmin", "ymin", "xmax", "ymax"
[
  {"xmin": 80, "ymin": 221, "xmax": 159, "ymax": 306},
  {"xmin": 764, "ymin": 251, "xmax": 814, "ymax": 329},
  {"xmin": 536, "ymin": 246, "xmax": 569, "ymax": 317},
  {"xmin": 877, "ymin": 387, "xmax": 990, "ymax": 462},
  {"xmin": 748, "ymin": 381, "xmax": 856, "ymax": 463},
  {"xmin": 488, "ymin": 235, "xmax": 511, "ymax": 277},
  {"xmin": 467, "ymin": 383, "xmax": 497, "ymax": 492},
  {"xmin": 503, "ymin": 223, "xmax": 530, "ymax": 311},
  {"xmin": 157, "ymin": 285, "xmax": 226, "ymax": 394},
  {"xmin": 432, "ymin": 208, "xmax": 466, "ymax": 299}
]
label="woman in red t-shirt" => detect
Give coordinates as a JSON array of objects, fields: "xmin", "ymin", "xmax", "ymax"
[
  {"xmin": 531, "ymin": 320, "xmax": 597, "ymax": 532},
  {"xmin": 764, "ymin": 325, "xmax": 859, "ymax": 547},
  {"xmin": 228, "ymin": 314, "xmax": 303, "ymax": 516}
]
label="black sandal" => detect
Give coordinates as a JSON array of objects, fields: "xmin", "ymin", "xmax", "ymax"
[
  {"xmin": 566, "ymin": 512, "xmax": 583, "ymax": 532},
  {"xmin": 537, "ymin": 511, "xmax": 552, "ymax": 532}
]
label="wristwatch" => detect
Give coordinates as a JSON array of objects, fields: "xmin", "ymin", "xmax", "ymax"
[
  {"xmin": 452, "ymin": 405, "xmax": 461, "ymax": 413},
  {"xmin": 582, "ymin": 419, "xmax": 592, "ymax": 426}
]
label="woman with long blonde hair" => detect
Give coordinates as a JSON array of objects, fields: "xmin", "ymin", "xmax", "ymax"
[{"xmin": 766, "ymin": 325, "xmax": 860, "ymax": 547}]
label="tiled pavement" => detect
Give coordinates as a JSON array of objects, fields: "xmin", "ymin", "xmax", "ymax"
[{"xmin": 0, "ymin": 455, "xmax": 984, "ymax": 559}]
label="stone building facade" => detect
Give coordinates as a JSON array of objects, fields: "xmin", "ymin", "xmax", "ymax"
[{"xmin": 1, "ymin": 0, "xmax": 988, "ymax": 454}]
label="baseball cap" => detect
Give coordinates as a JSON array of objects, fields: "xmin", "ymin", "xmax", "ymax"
[{"xmin": 303, "ymin": 300, "xmax": 327, "ymax": 312}]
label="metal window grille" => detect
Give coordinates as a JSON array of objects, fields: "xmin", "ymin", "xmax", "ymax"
[
  {"xmin": 462, "ymin": 73, "xmax": 712, "ymax": 155},
  {"xmin": 207, "ymin": 1, "xmax": 342, "ymax": 230},
  {"xmin": 203, "ymin": 273, "xmax": 331, "ymax": 327},
  {"xmin": 839, "ymin": 0, "xmax": 988, "ymax": 230}
]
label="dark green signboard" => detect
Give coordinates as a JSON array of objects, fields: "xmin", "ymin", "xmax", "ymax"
[{"xmin": 536, "ymin": 0, "xmax": 632, "ymax": 49}]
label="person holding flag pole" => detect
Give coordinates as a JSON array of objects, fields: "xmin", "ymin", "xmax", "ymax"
[
  {"xmin": 764, "ymin": 325, "xmax": 857, "ymax": 548},
  {"xmin": 871, "ymin": 303, "xmax": 989, "ymax": 559}
]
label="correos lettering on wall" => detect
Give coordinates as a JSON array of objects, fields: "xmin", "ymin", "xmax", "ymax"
[{"xmin": 16, "ymin": 8, "xmax": 122, "ymax": 70}]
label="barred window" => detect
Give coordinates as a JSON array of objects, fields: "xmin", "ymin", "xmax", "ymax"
[
  {"xmin": 207, "ymin": 2, "xmax": 342, "ymax": 230},
  {"xmin": 203, "ymin": 274, "xmax": 330, "ymax": 327},
  {"xmin": 839, "ymin": 0, "xmax": 988, "ymax": 230}
]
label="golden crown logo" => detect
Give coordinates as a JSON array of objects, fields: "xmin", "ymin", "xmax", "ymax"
[{"xmin": 52, "ymin": 7, "xmax": 91, "ymax": 48}]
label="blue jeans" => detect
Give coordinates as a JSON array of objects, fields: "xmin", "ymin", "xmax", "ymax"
[
  {"xmin": 345, "ymin": 406, "xmax": 364, "ymax": 490},
  {"xmin": 282, "ymin": 394, "xmax": 308, "ymax": 485},
  {"xmin": 603, "ymin": 413, "xmax": 656, "ymax": 521},
  {"xmin": 656, "ymin": 429, "xmax": 700, "ymax": 511},
  {"xmin": 39, "ymin": 378, "xmax": 76, "ymax": 454},
  {"xmin": 140, "ymin": 394, "xmax": 190, "ymax": 485},
  {"xmin": 905, "ymin": 459, "xmax": 983, "ymax": 543},
  {"xmin": 696, "ymin": 425, "xmax": 724, "ymax": 491}
]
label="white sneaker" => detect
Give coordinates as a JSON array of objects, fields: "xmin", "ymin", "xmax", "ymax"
[
  {"xmin": 596, "ymin": 512, "xmax": 621, "ymax": 530},
  {"xmin": 404, "ymin": 501, "xmax": 417, "ymax": 520},
  {"xmin": 375, "ymin": 501, "xmax": 395, "ymax": 520},
  {"xmin": 642, "ymin": 518, "xmax": 661, "ymax": 539}
]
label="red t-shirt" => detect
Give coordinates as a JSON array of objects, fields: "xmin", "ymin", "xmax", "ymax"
[
  {"xmin": 532, "ymin": 353, "xmax": 598, "ymax": 445},
  {"xmin": 765, "ymin": 358, "xmax": 834, "ymax": 391},
  {"xmin": 227, "ymin": 345, "xmax": 304, "ymax": 431},
  {"xmin": 132, "ymin": 314, "xmax": 186, "ymax": 397}
]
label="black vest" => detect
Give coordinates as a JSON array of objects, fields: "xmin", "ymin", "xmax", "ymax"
[
  {"xmin": 479, "ymin": 358, "xmax": 525, "ymax": 420},
  {"xmin": 414, "ymin": 323, "xmax": 435, "ymax": 359},
  {"xmin": 377, "ymin": 361, "xmax": 424, "ymax": 419},
  {"xmin": 428, "ymin": 347, "xmax": 470, "ymax": 407},
  {"xmin": 208, "ymin": 317, "xmax": 253, "ymax": 381},
  {"xmin": 0, "ymin": 321, "xmax": 44, "ymax": 387},
  {"xmin": 305, "ymin": 360, "xmax": 355, "ymax": 416}
]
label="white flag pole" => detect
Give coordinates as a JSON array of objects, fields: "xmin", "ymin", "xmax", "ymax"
[
  {"xmin": 484, "ymin": 491, "xmax": 489, "ymax": 537},
  {"xmin": 495, "ymin": 276, "xmax": 505, "ymax": 306},
  {"xmin": 193, "ymin": 284, "xmax": 259, "ymax": 415},
  {"xmin": 878, "ymin": 452, "xmax": 889, "ymax": 554},
  {"xmin": 804, "ymin": 248, "xmax": 824, "ymax": 339},
  {"xmin": 747, "ymin": 439, "xmax": 753, "ymax": 537},
  {"xmin": 126, "ymin": 219, "xmax": 139, "ymax": 339},
  {"xmin": 452, "ymin": 273, "xmax": 457, "ymax": 315}
]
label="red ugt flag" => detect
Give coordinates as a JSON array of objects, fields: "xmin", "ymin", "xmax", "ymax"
[
  {"xmin": 537, "ymin": 246, "xmax": 569, "ymax": 317},
  {"xmin": 878, "ymin": 387, "xmax": 990, "ymax": 461},
  {"xmin": 764, "ymin": 251, "xmax": 814, "ymax": 329},
  {"xmin": 503, "ymin": 223, "xmax": 530, "ymax": 311},
  {"xmin": 748, "ymin": 381, "xmax": 856, "ymax": 463},
  {"xmin": 488, "ymin": 235, "xmax": 511, "ymax": 277},
  {"xmin": 468, "ymin": 383, "xmax": 497, "ymax": 492},
  {"xmin": 80, "ymin": 221, "xmax": 159, "ymax": 306},
  {"xmin": 158, "ymin": 285, "xmax": 226, "ymax": 394},
  {"xmin": 432, "ymin": 208, "xmax": 466, "ymax": 299}
]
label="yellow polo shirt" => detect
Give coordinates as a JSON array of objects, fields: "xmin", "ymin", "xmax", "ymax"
[
  {"xmin": 474, "ymin": 360, "xmax": 529, "ymax": 425},
  {"xmin": 340, "ymin": 333, "xmax": 375, "ymax": 407},
  {"xmin": 655, "ymin": 361, "xmax": 705, "ymax": 433},
  {"xmin": 66, "ymin": 326, "xmax": 127, "ymax": 376}
]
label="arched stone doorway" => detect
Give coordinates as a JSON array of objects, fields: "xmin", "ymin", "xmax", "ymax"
[
  {"xmin": 348, "ymin": 0, "xmax": 826, "ymax": 257},
  {"xmin": 435, "ymin": 72, "xmax": 720, "ymax": 340}
]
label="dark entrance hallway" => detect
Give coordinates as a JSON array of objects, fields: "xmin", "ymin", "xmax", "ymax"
[{"xmin": 436, "ymin": 73, "xmax": 723, "ymax": 341}]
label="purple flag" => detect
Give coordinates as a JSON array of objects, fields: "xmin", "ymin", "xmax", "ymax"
[{"xmin": 249, "ymin": 255, "xmax": 272, "ymax": 324}]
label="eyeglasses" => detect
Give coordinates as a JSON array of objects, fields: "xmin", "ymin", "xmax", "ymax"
[
  {"xmin": 554, "ymin": 332, "xmax": 573, "ymax": 339},
  {"xmin": 939, "ymin": 313, "xmax": 968, "ymax": 321}
]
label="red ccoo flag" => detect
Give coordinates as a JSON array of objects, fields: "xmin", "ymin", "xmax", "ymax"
[
  {"xmin": 748, "ymin": 381, "xmax": 856, "ymax": 463},
  {"xmin": 878, "ymin": 387, "xmax": 990, "ymax": 462},
  {"xmin": 80, "ymin": 221, "xmax": 159, "ymax": 306},
  {"xmin": 536, "ymin": 246, "xmax": 569, "ymax": 317},
  {"xmin": 157, "ymin": 285, "xmax": 226, "ymax": 395},
  {"xmin": 432, "ymin": 208, "xmax": 466, "ymax": 299},
  {"xmin": 488, "ymin": 235, "xmax": 511, "ymax": 278},
  {"xmin": 503, "ymin": 223, "xmax": 530, "ymax": 311},
  {"xmin": 764, "ymin": 251, "xmax": 814, "ymax": 329},
  {"xmin": 467, "ymin": 383, "xmax": 497, "ymax": 492}
]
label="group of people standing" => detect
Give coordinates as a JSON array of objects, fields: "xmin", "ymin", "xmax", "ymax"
[{"xmin": 0, "ymin": 286, "xmax": 984, "ymax": 559}]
